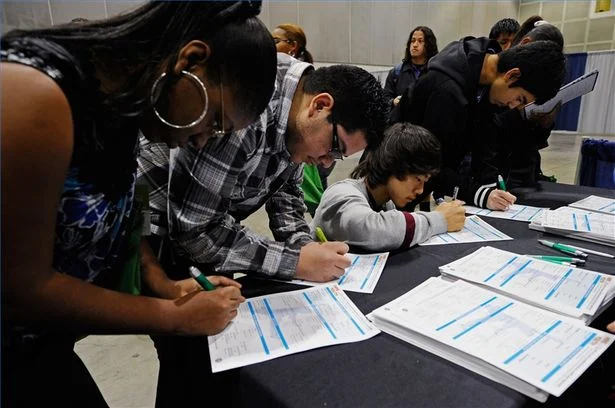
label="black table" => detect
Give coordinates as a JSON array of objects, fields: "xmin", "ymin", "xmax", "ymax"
[{"xmin": 235, "ymin": 182, "xmax": 615, "ymax": 408}]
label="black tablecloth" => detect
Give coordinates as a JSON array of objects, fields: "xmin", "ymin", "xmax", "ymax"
[{"xmin": 234, "ymin": 182, "xmax": 615, "ymax": 407}]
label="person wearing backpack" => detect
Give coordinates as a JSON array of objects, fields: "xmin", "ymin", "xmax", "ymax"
[{"xmin": 383, "ymin": 26, "xmax": 438, "ymax": 123}]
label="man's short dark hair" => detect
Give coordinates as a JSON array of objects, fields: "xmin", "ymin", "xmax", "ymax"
[
  {"xmin": 351, "ymin": 123, "xmax": 441, "ymax": 187},
  {"xmin": 498, "ymin": 40, "xmax": 566, "ymax": 105},
  {"xmin": 523, "ymin": 23, "xmax": 564, "ymax": 48},
  {"xmin": 303, "ymin": 65, "xmax": 388, "ymax": 150},
  {"xmin": 489, "ymin": 18, "xmax": 520, "ymax": 39}
]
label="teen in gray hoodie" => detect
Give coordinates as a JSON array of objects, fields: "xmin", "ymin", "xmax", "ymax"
[{"xmin": 312, "ymin": 123, "xmax": 465, "ymax": 252}]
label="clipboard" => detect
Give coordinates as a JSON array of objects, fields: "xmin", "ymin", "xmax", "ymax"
[{"xmin": 522, "ymin": 70, "xmax": 599, "ymax": 119}]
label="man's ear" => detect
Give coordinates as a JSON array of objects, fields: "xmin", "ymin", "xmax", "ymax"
[
  {"xmin": 520, "ymin": 36, "xmax": 532, "ymax": 45},
  {"xmin": 307, "ymin": 93, "xmax": 334, "ymax": 117},
  {"xmin": 173, "ymin": 40, "xmax": 211, "ymax": 74},
  {"xmin": 504, "ymin": 67, "xmax": 521, "ymax": 86}
]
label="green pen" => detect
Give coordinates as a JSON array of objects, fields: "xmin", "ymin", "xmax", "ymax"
[
  {"xmin": 497, "ymin": 174, "xmax": 507, "ymax": 192},
  {"xmin": 527, "ymin": 255, "xmax": 585, "ymax": 265},
  {"xmin": 315, "ymin": 226, "xmax": 328, "ymax": 243},
  {"xmin": 189, "ymin": 266, "xmax": 216, "ymax": 291},
  {"xmin": 538, "ymin": 239, "xmax": 588, "ymax": 259}
]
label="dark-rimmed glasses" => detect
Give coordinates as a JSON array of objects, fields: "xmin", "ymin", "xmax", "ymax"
[{"xmin": 328, "ymin": 120, "xmax": 346, "ymax": 160}]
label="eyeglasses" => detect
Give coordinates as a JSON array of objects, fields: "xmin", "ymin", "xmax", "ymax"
[
  {"xmin": 213, "ymin": 81, "xmax": 231, "ymax": 138},
  {"xmin": 273, "ymin": 37, "xmax": 294, "ymax": 45},
  {"xmin": 328, "ymin": 120, "xmax": 346, "ymax": 160}
]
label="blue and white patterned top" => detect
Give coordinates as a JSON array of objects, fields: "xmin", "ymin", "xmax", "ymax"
[{"xmin": 1, "ymin": 36, "xmax": 138, "ymax": 283}]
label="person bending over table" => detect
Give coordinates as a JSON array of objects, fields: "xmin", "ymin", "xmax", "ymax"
[
  {"xmin": 312, "ymin": 123, "xmax": 466, "ymax": 252},
  {"xmin": 1, "ymin": 1, "xmax": 277, "ymax": 406}
]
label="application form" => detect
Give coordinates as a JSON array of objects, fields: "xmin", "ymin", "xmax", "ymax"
[
  {"xmin": 420, "ymin": 215, "xmax": 512, "ymax": 245},
  {"xmin": 465, "ymin": 204, "xmax": 546, "ymax": 223},
  {"xmin": 209, "ymin": 284, "xmax": 379, "ymax": 372}
]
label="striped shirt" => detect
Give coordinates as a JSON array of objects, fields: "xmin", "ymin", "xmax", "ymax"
[{"xmin": 138, "ymin": 54, "xmax": 314, "ymax": 279}]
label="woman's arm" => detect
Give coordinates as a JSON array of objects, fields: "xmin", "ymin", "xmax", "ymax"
[{"xmin": 1, "ymin": 63, "xmax": 242, "ymax": 336}]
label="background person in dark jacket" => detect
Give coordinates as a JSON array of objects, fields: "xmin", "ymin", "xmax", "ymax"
[
  {"xmin": 399, "ymin": 37, "xmax": 565, "ymax": 210},
  {"xmin": 383, "ymin": 26, "xmax": 438, "ymax": 123},
  {"xmin": 488, "ymin": 17, "xmax": 520, "ymax": 51}
]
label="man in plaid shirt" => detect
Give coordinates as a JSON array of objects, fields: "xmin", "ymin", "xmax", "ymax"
[
  {"xmin": 138, "ymin": 53, "xmax": 388, "ymax": 283},
  {"xmin": 137, "ymin": 53, "xmax": 388, "ymax": 405}
]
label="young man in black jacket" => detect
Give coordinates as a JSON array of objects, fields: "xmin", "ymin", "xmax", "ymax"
[{"xmin": 399, "ymin": 37, "xmax": 565, "ymax": 210}]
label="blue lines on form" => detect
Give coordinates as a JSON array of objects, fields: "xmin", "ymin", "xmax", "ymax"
[
  {"xmin": 264, "ymin": 299, "xmax": 289, "ymax": 349},
  {"xmin": 468, "ymin": 217, "xmax": 505, "ymax": 239},
  {"xmin": 528, "ymin": 209, "xmax": 543, "ymax": 221},
  {"xmin": 504, "ymin": 320, "xmax": 561, "ymax": 364},
  {"xmin": 572, "ymin": 213, "xmax": 578, "ymax": 230},
  {"xmin": 326, "ymin": 287, "xmax": 365, "ymax": 335},
  {"xmin": 510, "ymin": 206, "xmax": 526, "ymax": 219},
  {"xmin": 248, "ymin": 301, "xmax": 270, "ymax": 355},
  {"xmin": 338, "ymin": 255, "xmax": 359, "ymax": 285},
  {"xmin": 499, "ymin": 259, "xmax": 532, "ymax": 287},
  {"xmin": 542, "ymin": 332, "xmax": 596, "ymax": 383},
  {"xmin": 584, "ymin": 214, "xmax": 591, "ymax": 231},
  {"xmin": 484, "ymin": 256, "xmax": 518, "ymax": 283},
  {"xmin": 452, "ymin": 302, "xmax": 513, "ymax": 339},
  {"xmin": 576, "ymin": 276, "xmax": 600, "ymax": 309},
  {"xmin": 598, "ymin": 202, "xmax": 615, "ymax": 212},
  {"xmin": 436, "ymin": 296, "xmax": 497, "ymax": 331},
  {"xmin": 360, "ymin": 255, "xmax": 379, "ymax": 289},
  {"xmin": 545, "ymin": 269, "xmax": 573, "ymax": 300},
  {"xmin": 303, "ymin": 292, "xmax": 336, "ymax": 339}
]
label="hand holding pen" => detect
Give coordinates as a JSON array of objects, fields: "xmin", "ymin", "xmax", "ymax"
[{"xmin": 486, "ymin": 175, "xmax": 516, "ymax": 211}]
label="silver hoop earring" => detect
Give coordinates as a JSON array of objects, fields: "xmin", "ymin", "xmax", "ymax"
[{"xmin": 150, "ymin": 70, "xmax": 208, "ymax": 129}]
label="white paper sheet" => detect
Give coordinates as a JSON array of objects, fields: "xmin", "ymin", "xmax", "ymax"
[
  {"xmin": 420, "ymin": 215, "xmax": 512, "ymax": 245},
  {"xmin": 523, "ymin": 70, "xmax": 598, "ymax": 119},
  {"xmin": 369, "ymin": 278, "xmax": 614, "ymax": 398},
  {"xmin": 465, "ymin": 204, "xmax": 546, "ymax": 223},
  {"xmin": 439, "ymin": 246, "xmax": 615, "ymax": 319},
  {"xmin": 541, "ymin": 208, "xmax": 615, "ymax": 239},
  {"xmin": 208, "ymin": 284, "xmax": 379, "ymax": 372},
  {"xmin": 287, "ymin": 252, "xmax": 389, "ymax": 293},
  {"xmin": 569, "ymin": 195, "xmax": 615, "ymax": 215}
]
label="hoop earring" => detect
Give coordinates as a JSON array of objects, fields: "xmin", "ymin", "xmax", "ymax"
[{"xmin": 150, "ymin": 70, "xmax": 208, "ymax": 129}]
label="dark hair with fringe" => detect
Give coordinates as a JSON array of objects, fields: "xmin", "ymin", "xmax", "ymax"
[
  {"xmin": 303, "ymin": 65, "xmax": 389, "ymax": 150},
  {"xmin": 351, "ymin": 123, "xmax": 441, "ymax": 187},
  {"xmin": 403, "ymin": 26, "xmax": 438, "ymax": 64},
  {"xmin": 518, "ymin": 23, "xmax": 564, "ymax": 48},
  {"xmin": 498, "ymin": 40, "xmax": 566, "ymax": 105},
  {"xmin": 511, "ymin": 15, "xmax": 544, "ymax": 46},
  {"xmin": 275, "ymin": 23, "xmax": 314, "ymax": 64},
  {"xmin": 489, "ymin": 18, "xmax": 520, "ymax": 39}
]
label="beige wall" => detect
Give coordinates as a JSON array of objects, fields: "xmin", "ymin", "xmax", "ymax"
[
  {"xmin": 3, "ymin": 0, "xmax": 520, "ymax": 66},
  {"xmin": 519, "ymin": 0, "xmax": 615, "ymax": 53}
]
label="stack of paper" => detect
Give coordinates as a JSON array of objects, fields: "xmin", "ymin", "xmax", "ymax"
[
  {"xmin": 529, "ymin": 207, "xmax": 615, "ymax": 247},
  {"xmin": 439, "ymin": 246, "xmax": 615, "ymax": 324},
  {"xmin": 208, "ymin": 284, "xmax": 379, "ymax": 372},
  {"xmin": 465, "ymin": 204, "xmax": 546, "ymax": 223},
  {"xmin": 569, "ymin": 195, "xmax": 615, "ymax": 215},
  {"xmin": 368, "ymin": 277, "xmax": 614, "ymax": 402}
]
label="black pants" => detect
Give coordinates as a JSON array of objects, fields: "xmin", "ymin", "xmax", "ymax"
[
  {"xmin": 2, "ymin": 331, "xmax": 108, "ymax": 407},
  {"xmin": 145, "ymin": 235, "xmax": 240, "ymax": 407}
]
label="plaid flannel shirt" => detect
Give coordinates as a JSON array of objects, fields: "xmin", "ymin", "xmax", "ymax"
[{"xmin": 137, "ymin": 54, "xmax": 314, "ymax": 279}]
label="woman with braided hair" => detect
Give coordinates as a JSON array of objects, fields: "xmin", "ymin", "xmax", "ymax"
[{"xmin": 1, "ymin": 1, "xmax": 276, "ymax": 406}]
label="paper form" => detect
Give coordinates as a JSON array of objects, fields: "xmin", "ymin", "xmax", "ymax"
[
  {"xmin": 523, "ymin": 70, "xmax": 598, "ymax": 119},
  {"xmin": 420, "ymin": 215, "xmax": 512, "ymax": 246},
  {"xmin": 541, "ymin": 208, "xmax": 615, "ymax": 238},
  {"xmin": 569, "ymin": 195, "xmax": 615, "ymax": 215},
  {"xmin": 439, "ymin": 246, "xmax": 614, "ymax": 319},
  {"xmin": 370, "ymin": 278, "xmax": 614, "ymax": 397},
  {"xmin": 465, "ymin": 204, "xmax": 546, "ymax": 223},
  {"xmin": 208, "ymin": 284, "xmax": 379, "ymax": 372},
  {"xmin": 286, "ymin": 252, "xmax": 389, "ymax": 293}
]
